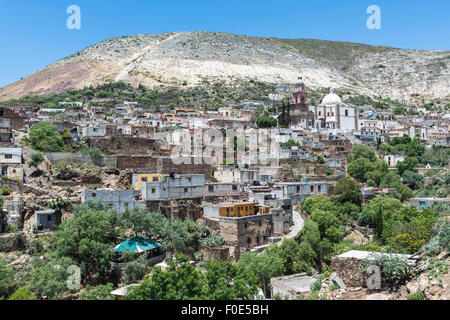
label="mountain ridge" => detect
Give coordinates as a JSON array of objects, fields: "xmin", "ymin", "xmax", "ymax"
[{"xmin": 1, "ymin": 31, "xmax": 449, "ymax": 103}]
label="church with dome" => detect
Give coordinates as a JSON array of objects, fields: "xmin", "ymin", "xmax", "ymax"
[
  {"xmin": 309, "ymin": 89, "xmax": 360, "ymax": 132},
  {"xmin": 286, "ymin": 77, "xmax": 360, "ymax": 132}
]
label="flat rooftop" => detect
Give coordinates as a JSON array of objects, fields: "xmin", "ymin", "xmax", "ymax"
[
  {"xmin": 335, "ymin": 250, "xmax": 413, "ymax": 260},
  {"xmin": 271, "ymin": 274, "xmax": 317, "ymax": 293}
]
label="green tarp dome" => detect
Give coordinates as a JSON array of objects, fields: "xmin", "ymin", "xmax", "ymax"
[{"xmin": 114, "ymin": 237, "xmax": 162, "ymax": 253}]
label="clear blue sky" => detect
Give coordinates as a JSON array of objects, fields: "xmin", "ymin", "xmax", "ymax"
[{"xmin": 0, "ymin": 0, "xmax": 449, "ymax": 88}]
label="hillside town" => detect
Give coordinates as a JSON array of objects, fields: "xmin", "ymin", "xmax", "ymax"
[{"xmin": 0, "ymin": 76, "xmax": 449, "ymax": 301}]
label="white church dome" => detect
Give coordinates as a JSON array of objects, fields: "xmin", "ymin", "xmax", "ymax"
[{"xmin": 321, "ymin": 90, "xmax": 342, "ymax": 105}]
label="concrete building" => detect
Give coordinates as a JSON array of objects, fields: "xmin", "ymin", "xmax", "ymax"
[
  {"xmin": 35, "ymin": 210, "xmax": 61, "ymax": 230},
  {"xmin": 0, "ymin": 148, "xmax": 22, "ymax": 181},
  {"xmin": 132, "ymin": 173, "xmax": 162, "ymax": 190},
  {"xmin": 384, "ymin": 154, "xmax": 405, "ymax": 167},
  {"xmin": 81, "ymin": 189, "xmax": 146, "ymax": 213},
  {"xmin": 410, "ymin": 197, "xmax": 450, "ymax": 211},
  {"xmin": 279, "ymin": 181, "xmax": 330, "ymax": 202},
  {"xmin": 0, "ymin": 118, "xmax": 12, "ymax": 144},
  {"xmin": 142, "ymin": 174, "xmax": 205, "ymax": 201},
  {"xmin": 80, "ymin": 124, "xmax": 106, "ymax": 137},
  {"xmin": 203, "ymin": 201, "xmax": 270, "ymax": 218},
  {"xmin": 271, "ymin": 273, "xmax": 318, "ymax": 299}
]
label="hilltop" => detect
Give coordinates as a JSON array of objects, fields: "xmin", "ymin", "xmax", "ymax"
[{"xmin": 0, "ymin": 31, "xmax": 449, "ymax": 103}]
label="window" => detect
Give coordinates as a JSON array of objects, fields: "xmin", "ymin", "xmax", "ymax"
[
  {"xmin": 4, "ymin": 154, "xmax": 12, "ymax": 159},
  {"xmin": 208, "ymin": 185, "xmax": 214, "ymax": 192},
  {"xmin": 310, "ymin": 186, "xmax": 314, "ymax": 193},
  {"xmin": 184, "ymin": 188, "xmax": 188, "ymax": 193},
  {"xmin": 141, "ymin": 177, "xmax": 148, "ymax": 182},
  {"xmin": 296, "ymin": 186, "xmax": 300, "ymax": 193},
  {"xmin": 151, "ymin": 188, "xmax": 155, "ymax": 194},
  {"xmin": 232, "ymin": 185, "xmax": 237, "ymax": 191},
  {"xmin": 92, "ymin": 192, "xmax": 96, "ymax": 197},
  {"xmin": 47, "ymin": 215, "xmax": 52, "ymax": 222},
  {"xmin": 318, "ymin": 185, "xmax": 322, "ymax": 193},
  {"xmin": 345, "ymin": 110, "xmax": 349, "ymax": 116}
]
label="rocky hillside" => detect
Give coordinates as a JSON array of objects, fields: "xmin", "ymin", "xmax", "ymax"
[{"xmin": 1, "ymin": 31, "xmax": 449, "ymax": 103}]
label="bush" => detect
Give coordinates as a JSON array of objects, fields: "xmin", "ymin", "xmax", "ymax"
[
  {"xmin": 310, "ymin": 279, "xmax": 322, "ymax": 292},
  {"xmin": 124, "ymin": 254, "xmax": 149, "ymax": 283},
  {"xmin": 438, "ymin": 221, "xmax": 450, "ymax": 250},
  {"xmin": 0, "ymin": 185, "xmax": 12, "ymax": 196},
  {"xmin": 8, "ymin": 287, "xmax": 36, "ymax": 300},
  {"xmin": 0, "ymin": 259, "xmax": 16, "ymax": 299},
  {"xmin": 28, "ymin": 152, "xmax": 45, "ymax": 169},
  {"xmin": 407, "ymin": 290, "xmax": 425, "ymax": 300},
  {"xmin": 365, "ymin": 253, "xmax": 412, "ymax": 286},
  {"xmin": 79, "ymin": 284, "xmax": 114, "ymax": 300}
]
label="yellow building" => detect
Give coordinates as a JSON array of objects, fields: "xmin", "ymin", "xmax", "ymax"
[
  {"xmin": 135, "ymin": 173, "xmax": 162, "ymax": 190},
  {"xmin": 164, "ymin": 113, "xmax": 176, "ymax": 121},
  {"xmin": 218, "ymin": 202, "xmax": 270, "ymax": 218}
]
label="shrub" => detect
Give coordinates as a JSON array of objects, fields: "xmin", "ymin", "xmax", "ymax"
[
  {"xmin": 8, "ymin": 287, "xmax": 36, "ymax": 300},
  {"xmin": 79, "ymin": 284, "xmax": 114, "ymax": 300},
  {"xmin": 310, "ymin": 279, "xmax": 322, "ymax": 292},
  {"xmin": 365, "ymin": 253, "xmax": 412, "ymax": 287},
  {"xmin": 438, "ymin": 221, "xmax": 450, "ymax": 250},
  {"xmin": 0, "ymin": 185, "xmax": 12, "ymax": 196},
  {"xmin": 124, "ymin": 254, "xmax": 149, "ymax": 283},
  {"xmin": 407, "ymin": 290, "xmax": 425, "ymax": 300}
]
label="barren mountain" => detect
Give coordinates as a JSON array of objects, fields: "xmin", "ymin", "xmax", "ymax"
[{"xmin": 1, "ymin": 31, "xmax": 449, "ymax": 102}]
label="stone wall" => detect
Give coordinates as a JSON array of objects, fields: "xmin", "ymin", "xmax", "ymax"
[
  {"xmin": 0, "ymin": 107, "xmax": 26, "ymax": 131},
  {"xmin": 45, "ymin": 152, "xmax": 117, "ymax": 168},
  {"xmin": 0, "ymin": 232, "xmax": 26, "ymax": 252},
  {"xmin": 88, "ymin": 136, "xmax": 162, "ymax": 155},
  {"xmin": 116, "ymin": 155, "xmax": 158, "ymax": 170},
  {"xmin": 200, "ymin": 246, "xmax": 230, "ymax": 261},
  {"xmin": 331, "ymin": 256, "xmax": 367, "ymax": 287}
]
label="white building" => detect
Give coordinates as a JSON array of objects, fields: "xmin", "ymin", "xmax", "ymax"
[{"xmin": 309, "ymin": 90, "xmax": 359, "ymax": 132}]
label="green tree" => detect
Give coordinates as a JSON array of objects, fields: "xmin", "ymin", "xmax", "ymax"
[
  {"xmin": 202, "ymin": 260, "xmax": 259, "ymax": 300},
  {"xmin": 125, "ymin": 255, "xmax": 204, "ymax": 300},
  {"xmin": 302, "ymin": 195, "xmax": 337, "ymax": 216},
  {"xmin": 348, "ymin": 144, "xmax": 377, "ymax": 162},
  {"xmin": 28, "ymin": 122, "xmax": 65, "ymax": 152},
  {"xmin": 347, "ymin": 157, "xmax": 375, "ymax": 182},
  {"xmin": 256, "ymin": 114, "xmax": 278, "ymax": 128},
  {"xmin": 397, "ymin": 157, "xmax": 419, "ymax": 176},
  {"xmin": 278, "ymin": 238, "xmax": 312, "ymax": 275},
  {"xmin": 56, "ymin": 203, "xmax": 119, "ymax": 277},
  {"xmin": 30, "ymin": 256, "xmax": 76, "ymax": 299},
  {"xmin": 401, "ymin": 170, "xmax": 424, "ymax": 190},
  {"xmin": 238, "ymin": 246, "xmax": 284, "ymax": 297},
  {"xmin": 334, "ymin": 177, "xmax": 362, "ymax": 206}
]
